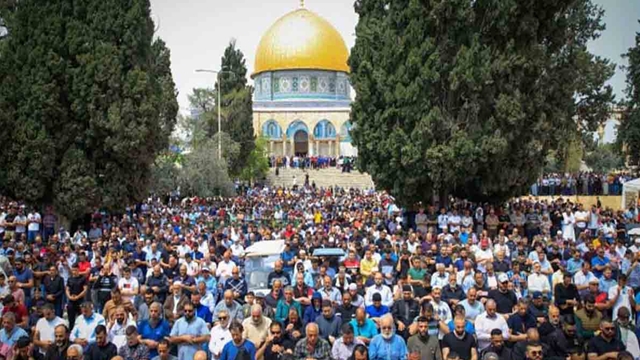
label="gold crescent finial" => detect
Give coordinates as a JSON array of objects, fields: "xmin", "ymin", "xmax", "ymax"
[{"xmin": 300, "ymin": 0, "xmax": 304, "ymax": 8}]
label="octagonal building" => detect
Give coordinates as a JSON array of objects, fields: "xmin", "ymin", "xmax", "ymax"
[{"xmin": 252, "ymin": 5, "xmax": 355, "ymax": 157}]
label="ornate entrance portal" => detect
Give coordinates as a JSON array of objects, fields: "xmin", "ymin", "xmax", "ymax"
[{"xmin": 294, "ymin": 130, "xmax": 309, "ymax": 156}]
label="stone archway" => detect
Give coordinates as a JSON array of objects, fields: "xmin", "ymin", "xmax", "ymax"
[{"xmin": 294, "ymin": 130, "xmax": 309, "ymax": 156}]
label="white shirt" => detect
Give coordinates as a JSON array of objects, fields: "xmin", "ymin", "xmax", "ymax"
[
  {"xmin": 216, "ymin": 260, "xmax": 236, "ymax": 282},
  {"xmin": 475, "ymin": 312, "xmax": 510, "ymax": 350},
  {"xmin": 575, "ymin": 211, "xmax": 589, "ymax": 228},
  {"xmin": 35, "ymin": 317, "xmax": 67, "ymax": 354},
  {"xmin": 108, "ymin": 318, "xmax": 137, "ymax": 349},
  {"xmin": 608, "ymin": 285, "xmax": 633, "ymax": 321},
  {"xmin": 14, "ymin": 215, "xmax": 26, "ymax": 233},
  {"xmin": 574, "ymin": 270, "xmax": 596, "ymax": 289},
  {"xmin": 527, "ymin": 273, "xmax": 551, "ymax": 293},
  {"xmin": 70, "ymin": 313, "xmax": 106, "ymax": 343},
  {"xmin": 474, "ymin": 248, "xmax": 494, "ymax": 273},
  {"xmin": 430, "ymin": 300, "xmax": 452, "ymax": 339},
  {"xmin": 437, "ymin": 214, "xmax": 449, "ymax": 229},
  {"xmin": 364, "ymin": 284, "xmax": 394, "ymax": 307},
  {"xmin": 209, "ymin": 325, "xmax": 232, "ymax": 359},
  {"xmin": 27, "ymin": 212, "xmax": 41, "ymax": 232},
  {"xmin": 118, "ymin": 277, "xmax": 139, "ymax": 304},
  {"xmin": 431, "ymin": 273, "xmax": 449, "ymax": 289}
]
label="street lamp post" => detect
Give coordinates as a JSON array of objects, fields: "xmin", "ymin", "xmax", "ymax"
[{"xmin": 195, "ymin": 69, "xmax": 235, "ymax": 160}]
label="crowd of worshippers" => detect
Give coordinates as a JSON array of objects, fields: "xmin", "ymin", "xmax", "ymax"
[
  {"xmin": 530, "ymin": 172, "xmax": 635, "ymax": 197},
  {"xmin": 0, "ymin": 188, "xmax": 639, "ymax": 360}
]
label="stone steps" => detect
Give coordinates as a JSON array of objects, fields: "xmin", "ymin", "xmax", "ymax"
[{"xmin": 265, "ymin": 168, "xmax": 375, "ymax": 189}]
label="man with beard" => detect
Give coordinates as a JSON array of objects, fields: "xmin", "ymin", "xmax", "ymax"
[
  {"xmin": 44, "ymin": 324, "xmax": 70, "ymax": 360},
  {"xmin": 152, "ymin": 340, "xmax": 176, "ymax": 360},
  {"xmin": 84, "ymin": 325, "xmax": 118, "ymax": 360},
  {"xmin": 219, "ymin": 322, "xmax": 256, "ymax": 360},
  {"xmin": 223, "ymin": 267, "xmax": 247, "ymax": 305},
  {"xmin": 303, "ymin": 292, "xmax": 324, "ymax": 326},
  {"xmin": 34, "ymin": 304, "xmax": 67, "ymax": 357},
  {"xmin": 145, "ymin": 265, "xmax": 169, "ymax": 304},
  {"xmin": 316, "ymin": 300, "xmax": 341, "ymax": 344},
  {"xmin": 275, "ymin": 286, "xmax": 303, "ymax": 324},
  {"xmin": 613, "ymin": 307, "xmax": 640, "ymax": 359},
  {"xmin": 163, "ymin": 283, "xmax": 189, "ymax": 325},
  {"xmin": 407, "ymin": 316, "xmax": 442, "ymax": 360},
  {"xmin": 70, "ymin": 302, "xmax": 106, "ymax": 347},
  {"xmin": 575, "ymin": 295, "xmax": 603, "ymax": 340},
  {"xmin": 12, "ymin": 336, "xmax": 32, "ymax": 360},
  {"xmin": 481, "ymin": 329, "xmax": 512, "ymax": 360},
  {"xmin": 365, "ymin": 273, "xmax": 393, "ymax": 308},
  {"xmin": 208, "ymin": 310, "xmax": 232, "ymax": 360},
  {"xmin": 488, "ymin": 274, "xmax": 518, "ymax": 317},
  {"xmin": 256, "ymin": 321, "xmax": 295, "ymax": 360},
  {"xmin": 545, "ymin": 317, "xmax": 585, "ymax": 360},
  {"xmin": 103, "ymin": 289, "xmax": 133, "ymax": 323},
  {"xmin": 191, "ymin": 292, "xmax": 213, "ymax": 323},
  {"xmin": 443, "ymin": 316, "xmax": 478, "ymax": 360},
  {"xmin": 138, "ymin": 302, "xmax": 171, "ymax": 359},
  {"xmin": 476, "ymin": 300, "xmax": 509, "ymax": 352},
  {"xmin": 512, "ymin": 329, "xmax": 543, "ymax": 360},
  {"xmin": 527, "ymin": 292, "xmax": 548, "ymax": 324},
  {"xmin": 241, "ymin": 304, "xmax": 271, "ymax": 347},
  {"xmin": 167, "ymin": 302, "xmax": 210, "ymax": 360},
  {"xmin": 586, "ymin": 317, "xmax": 625, "ymax": 360},
  {"xmin": 66, "ymin": 264, "xmax": 88, "ymax": 329},
  {"xmin": 369, "ymin": 315, "xmax": 408, "ymax": 360},
  {"xmin": 442, "ymin": 274, "xmax": 465, "ymax": 308},
  {"xmin": 539, "ymin": 306, "xmax": 562, "ymax": 342},
  {"xmin": 106, "ymin": 306, "xmax": 136, "ymax": 349},
  {"xmin": 135, "ymin": 289, "xmax": 157, "ymax": 322},
  {"xmin": 335, "ymin": 292, "xmax": 358, "ymax": 326},
  {"xmin": 293, "ymin": 323, "xmax": 333, "ymax": 360},
  {"xmin": 268, "ymin": 260, "xmax": 291, "ymax": 288},
  {"xmin": 392, "ymin": 285, "xmax": 420, "ymax": 339}
]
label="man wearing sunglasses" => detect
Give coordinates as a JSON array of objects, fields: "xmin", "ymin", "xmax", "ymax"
[
  {"xmin": 255, "ymin": 321, "xmax": 294, "ymax": 360},
  {"xmin": 525, "ymin": 342, "xmax": 544, "ymax": 360},
  {"xmin": 208, "ymin": 310, "xmax": 231, "ymax": 360},
  {"xmin": 586, "ymin": 317, "xmax": 626, "ymax": 360}
]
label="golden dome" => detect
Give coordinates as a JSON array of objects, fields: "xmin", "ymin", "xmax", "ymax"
[{"xmin": 253, "ymin": 8, "xmax": 349, "ymax": 77}]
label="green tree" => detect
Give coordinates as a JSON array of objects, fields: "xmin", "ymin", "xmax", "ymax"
[
  {"xmin": 149, "ymin": 153, "xmax": 180, "ymax": 198},
  {"xmin": 240, "ymin": 136, "xmax": 270, "ymax": 184},
  {"xmin": 618, "ymin": 21, "xmax": 640, "ymax": 166},
  {"xmin": 0, "ymin": 0, "xmax": 178, "ymax": 218},
  {"xmin": 179, "ymin": 139, "xmax": 235, "ymax": 197},
  {"xmin": 217, "ymin": 40, "xmax": 254, "ymax": 176},
  {"xmin": 584, "ymin": 144, "xmax": 624, "ymax": 173},
  {"xmin": 349, "ymin": 0, "xmax": 614, "ymax": 205},
  {"xmin": 187, "ymin": 88, "xmax": 218, "ymax": 139}
]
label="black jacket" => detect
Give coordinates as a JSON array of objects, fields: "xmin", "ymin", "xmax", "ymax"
[
  {"xmin": 84, "ymin": 342, "xmax": 118, "ymax": 360},
  {"xmin": 43, "ymin": 275, "xmax": 65, "ymax": 301},
  {"xmin": 43, "ymin": 343, "xmax": 69, "ymax": 360},
  {"xmin": 392, "ymin": 299, "xmax": 420, "ymax": 326}
]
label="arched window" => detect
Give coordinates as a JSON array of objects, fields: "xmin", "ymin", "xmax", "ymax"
[
  {"xmin": 313, "ymin": 120, "xmax": 337, "ymax": 139},
  {"xmin": 340, "ymin": 121, "xmax": 353, "ymax": 142},
  {"xmin": 262, "ymin": 120, "xmax": 282, "ymax": 140}
]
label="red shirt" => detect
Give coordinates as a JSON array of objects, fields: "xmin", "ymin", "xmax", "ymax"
[
  {"xmin": 78, "ymin": 261, "xmax": 92, "ymax": 278},
  {"xmin": 3, "ymin": 304, "xmax": 27, "ymax": 324}
]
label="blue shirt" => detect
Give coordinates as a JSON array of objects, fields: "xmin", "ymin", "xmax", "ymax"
[
  {"xmin": 138, "ymin": 319, "xmax": 171, "ymax": 358},
  {"xmin": 349, "ymin": 318, "xmax": 379, "ymax": 339},
  {"xmin": 170, "ymin": 316, "xmax": 210, "ymax": 360},
  {"xmin": 195, "ymin": 304, "xmax": 213, "ymax": 323},
  {"xmin": 591, "ymin": 256, "xmax": 610, "ymax": 278},
  {"xmin": 369, "ymin": 334, "xmax": 408, "ymax": 360},
  {"xmin": 219, "ymin": 340, "xmax": 257, "ymax": 360},
  {"xmin": 0, "ymin": 327, "xmax": 28, "ymax": 346},
  {"xmin": 566, "ymin": 258, "xmax": 583, "ymax": 275},
  {"xmin": 365, "ymin": 305, "xmax": 390, "ymax": 318},
  {"xmin": 447, "ymin": 319, "xmax": 475, "ymax": 334},
  {"xmin": 13, "ymin": 268, "xmax": 33, "ymax": 298}
]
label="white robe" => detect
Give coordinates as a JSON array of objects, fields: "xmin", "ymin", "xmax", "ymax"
[{"xmin": 562, "ymin": 213, "xmax": 576, "ymax": 241}]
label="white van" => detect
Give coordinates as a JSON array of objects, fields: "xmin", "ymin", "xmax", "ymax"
[{"xmin": 244, "ymin": 240, "xmax": 285, "ymax": 297}]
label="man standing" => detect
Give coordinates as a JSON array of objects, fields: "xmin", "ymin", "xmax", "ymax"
[
  {"xmin": 364, "ymin": 273, "xmax": 393, "ymax": 308},
  {"xmin": 84, "ymin": 325, "xmax": 118, "ymax": 360},
  {"xmin": 256, "ymin": 321, "xmax": 295, "ymax": 360},
  {"xmin": 475, "ymin": 300, "xmax": 509, "ymax": 351},
  {"xmin": 393, "ymin": 285, "xmax": 420, "ymax": 339},
  {"xmin": 44, "ymin": 324, "xmax": 70, "ymax": 360},
  {"xmin": 219, "ymin": 322, "xmax": 257, "ymax": 360},
  {"xmin": 208, "ymin": 310, "xmax": 232, "ymax": 360},
  {"xmin": 488, "ymin": 274, "xmax": 517, "ymax": 317},
  {"xmin": 66, "ymin": 265, "xmax": 88, "ymax": 328},
  {"xmin": 70, "ymin": 302, "xmax": 106, "ymax": 348},
  {"xmin": 152, "ymin": 340, "xmax": 177, "ymax": 360},
  {"xmin": 0, "ymin": 312, "xmax": 28, "ymax": 345},
  {"xmin": 369, "ymin": 315, "xmax": 408, "ymax": 360},
  {"xmin": 118, "ymin": 326, "xmax": 150, "ymax": 360},
  {"xmin": 13, "ymin": 257, "xmax": 34, "ymax": 308},
  {"xmin": 586, "ymin": 318, "xmax": 625, "ymax": 360},
  {"xmin": 293, "ymin": 323, "xmax": 332, "ymax": 360},
  {"xmin": 316, "ymin": 300, "xmax": 341, "ymax": 344},
  {"xmin": 168, "ymin": 302, "xmax": 210, "ymax": 360},
  {"xmin": 223, "ymin": 267, "xmax": 247, "ymax": 304},
  {"xmin": 138, "ymin": 302, "xmax": 171, "ymax": 359},
  {"xmin": 43, "ymin": 266, "xmax": 65, "ymax": 318},
  {"xmin": 407, "ymin": 316, "xmax": 442, "ymax": 360},
  {"xmin": 481, "ymin": 329, "xmax": 512, "ymax": 360},
  {"xmin": 242, "ymin": 304, "xmax": 271, "ymax": 348},
  {"xmin": 106, "ymin": 307, "xmax": 136, "ymax": 349},
  {"xmin": 163, "ymin": 283, "xmax": 188, "ymax": 325},
  {"xmin": 331, "ymin": 323, "xmax": 364, "ymax": 360},
  {"xmin": 34, "ymin": 304, "xmax": 67, "ymax": 356},
  {"xmin": 442, "ymin": 316, "xmax": 478, "ymax": 360}
]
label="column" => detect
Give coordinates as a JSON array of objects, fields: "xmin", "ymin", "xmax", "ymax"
[
  {"xmin": 283, "ymin": 140, "xmax": 286, "ymax": 156},
  {"xmin": 335, "ymin": 135, "xmax": 341, "ymax": 156},
  {"xmin": 290, "ymin": 138, "xmax": 294, "ymax": 156}
]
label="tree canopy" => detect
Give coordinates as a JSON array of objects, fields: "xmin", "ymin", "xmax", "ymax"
[
  {"xmin": 349, "ymin": 0, "xmax": 614, "ymax": 205},
  {"xmin": 0, "ymin": 0, "xmax": 178, "ymax": 218},
  {"xmin": 618, "ymin": 21, "xmax": 640, "ymax": 166}
]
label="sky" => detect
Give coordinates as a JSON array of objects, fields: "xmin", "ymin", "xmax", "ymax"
[{"xmin": 150, "ymin": 0, "xmax": 639, "ymax": 140}]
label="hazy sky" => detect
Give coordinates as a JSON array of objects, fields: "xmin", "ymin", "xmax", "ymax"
[{"xmin": 150, "ymin": 0, "xmax": 639, "ymax": 117}]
